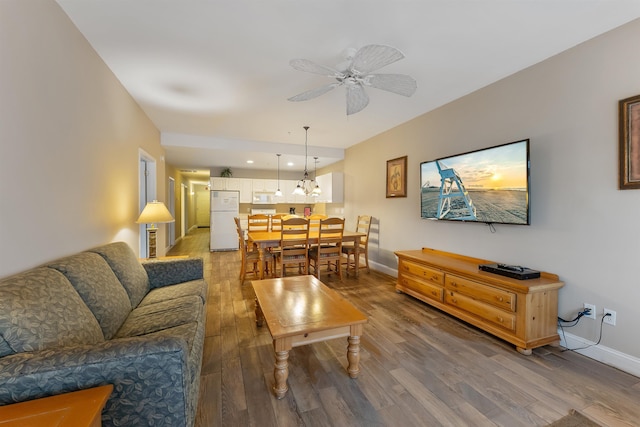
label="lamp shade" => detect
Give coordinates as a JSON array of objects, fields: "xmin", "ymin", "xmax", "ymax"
[{"xmin": 136, "ymin": 200, "xmax": 174, "ymax": 225}]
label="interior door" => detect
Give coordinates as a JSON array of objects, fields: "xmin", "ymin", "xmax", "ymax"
[{"xmin": 195, "ymin": 185, "xmax": 210, "ymax": 227}]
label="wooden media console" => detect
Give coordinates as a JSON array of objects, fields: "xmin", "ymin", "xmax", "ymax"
[{"xmin": 394, "ymin": 248, "xmax": 564, "ymax": 355}]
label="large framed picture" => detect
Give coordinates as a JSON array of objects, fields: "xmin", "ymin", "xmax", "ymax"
[
  {"xmin": 386, "ymin": 156, "xmax": 407, "ymax": 198},
  {"xmin": 619, "ymin": 94, "xmax": 640, "ymax": 189}
]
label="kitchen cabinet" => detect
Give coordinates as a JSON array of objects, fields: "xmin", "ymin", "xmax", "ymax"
[
  {"xmin": 315, "ymin": 172, "xmax": 343, "ymax": 203},
  {"xmin": 252, "ymin": 179, "xmax": 278, "ymax": 192},
  {"xmin": 210, "ymin": 177, "xmax": 226, "ymax": 190},
  {"xmin": 239, "ymin": 179, "xmax": 253, "ymax": 203},
  {"xmin": 209, "ymin": 177, "xmax": 252, "ymax": 203},
  {"xmin": 395, "ymin": 248, "xmax": 564, "ymax": 355}
]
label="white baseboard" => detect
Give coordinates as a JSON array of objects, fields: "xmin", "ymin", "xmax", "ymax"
[
  {"xmin": 370, "ymin": 261, "xmax": 397, "ymax": 277},
  {"xmin": 558, "ymin": 330, "xmax": 640, "ymax": 377}
]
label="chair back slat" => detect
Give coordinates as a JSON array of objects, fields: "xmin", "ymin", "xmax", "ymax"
[
  {"xmin": 248, "ymin": 214, "xmax": 270, "ymax": 232},
  {"xmin": 278, "ymin": 217, "xmax": 310, "ymax": 276}
]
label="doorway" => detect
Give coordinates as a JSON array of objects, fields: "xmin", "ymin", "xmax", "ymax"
[
  {"xmin": 181, "ymin": 183, "xmax": 188, "ymax": 238},
  {"xmin": 168, "ymin": 177, "xmax": 176, "ymax": 247},
  {"xmin": 138, "ymin": 150, "xmax": 157, "ymax": 258},
  {"xmin": 195, "ymin": 184, "xmax": 210, "ymax": 228}
]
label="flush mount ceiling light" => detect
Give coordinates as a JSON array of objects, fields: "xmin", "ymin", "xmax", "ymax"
[{"xmin": 293, "ymin": 126, "xmax": 320, "ymax": 196}]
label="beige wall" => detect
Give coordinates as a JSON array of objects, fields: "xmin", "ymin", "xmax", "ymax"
[
  {"xmin": 0, "ymin": 0, "xmax": 165, "ymax": 277},
  {"xmin": 344, "ymin": 18, "xmax": 640, "ymax": 360}
]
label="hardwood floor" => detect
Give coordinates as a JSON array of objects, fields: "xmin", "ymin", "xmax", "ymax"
[{"xmin": 169, "ymin": 228, "xmax": 640, "ymax": 427}]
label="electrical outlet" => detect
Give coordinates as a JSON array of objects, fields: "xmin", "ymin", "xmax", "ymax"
[
  {"xmin": 603, "ymin": 308, "xmax": 616, "ymax": 326},
  {"xmin": 584, "ymin": 303, "xmax": 596, "ymax": 319}
]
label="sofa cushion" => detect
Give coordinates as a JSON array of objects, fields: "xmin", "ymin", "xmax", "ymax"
[
  {"xmin": 47, "ymin": 252, "xmax": 131, "ymax": 340},
  {"xmin": 114, "ymin": 295, "xmax": 203, "ymax": 339},
  {"xmin": 138, "ymin": 279, "xmax": 207, "ymax": 307},
  {"xmin": 88, "ymin": 242, "xmax": 150, "ymax": 308},
  {"xmin": 0, "ymin": 268, "xmax": 104, "ymax": 354}
]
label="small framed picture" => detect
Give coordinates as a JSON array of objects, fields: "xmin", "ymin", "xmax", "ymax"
[
  {"xmin": 619, "ymin": 94, "xmax": 640, "ymax": 189},
  {"xmin": 386, "ymin": 156, "xmax": 407, "ymax": 198}
]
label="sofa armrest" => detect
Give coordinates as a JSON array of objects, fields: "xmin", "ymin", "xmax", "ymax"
[
  {"xmin": 142, "ymin": 257, "xmax": 204, "ymax": 289},
  {"xmin": 0, "ymin": 336, "xmax": 191, "ymax": 426}
]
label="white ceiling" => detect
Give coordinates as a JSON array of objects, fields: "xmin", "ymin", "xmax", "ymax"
[{"xmin": 56, "ymin": 0, "xmax": 640, "ymax": 177}]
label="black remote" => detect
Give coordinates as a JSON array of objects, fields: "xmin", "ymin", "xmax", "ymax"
[{"xmin": 497, "ymin": 263, "xmax": 524, "ymax": 272}]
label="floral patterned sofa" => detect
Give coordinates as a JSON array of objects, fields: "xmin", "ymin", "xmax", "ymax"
[{"xmin": 0, "ymin": 242, "xmax": 207, "ymax": 426}]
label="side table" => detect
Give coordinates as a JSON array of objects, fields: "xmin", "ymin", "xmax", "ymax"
[{"xmin": 0, "ymin": 385, "xmax": 113, "ymax": 427}]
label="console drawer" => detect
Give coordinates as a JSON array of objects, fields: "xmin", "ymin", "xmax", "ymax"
[
  {"xmin": 445, "ymin": 290, "xmax": 516, "ymax": 331},
  {"xmin": 399, "ymin": 260, "xmax": 444, "ymax": 285},
  {"xmin": 445, "ymin": 275, "xmax": 515, "ymax": 312},
  {"xmin": 398, "ymin": 275, "xmax": 444, "ymax": 303}
]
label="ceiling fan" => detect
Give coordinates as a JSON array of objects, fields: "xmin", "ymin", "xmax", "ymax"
[{"xmin": 287, "ymin": 44, "xmax": 417, "ymax": 115}]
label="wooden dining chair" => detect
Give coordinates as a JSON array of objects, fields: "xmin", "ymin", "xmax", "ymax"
[
  {"xmin": 247, "ymin": 214, "xmax": 270, "ymax": 232},
  {"xmin": 308, "ymin": 213, "xmax": 328, "ymax": 233},
  {"xmin": 277, "ymin": 217, "xmax": 310, "ymax": 277},
  {"xmin": 342, "ymin": 215, "xmax": 372, "ymax": 275},
  {"xmin": 270, "ymin": 214, "xmax": 285, "ymax": 232},
  {"xmin": 309, "ymin": 217, "xmax": 345, "ymax": 280},
  {"xmin": 235, "ymin": 217, "xmax": 273, "ymax": 282}
]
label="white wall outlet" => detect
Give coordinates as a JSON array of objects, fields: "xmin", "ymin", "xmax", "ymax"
[
  {"xmin": 603, "ymin": 308, "xmax": 616, "ymax": 326},
  {"xmin": 584, "ymin": 303, "xmax": 596, "ymax": 319}
]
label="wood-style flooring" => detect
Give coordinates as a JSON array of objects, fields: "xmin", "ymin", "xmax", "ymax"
[{"xmin": 168, "ymin": 228, "xmax": 640, "ymax": 427}]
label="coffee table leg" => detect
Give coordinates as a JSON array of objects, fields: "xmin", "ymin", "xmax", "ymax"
[
  {"xmin": 273, "ymin": 350, "xmax": 289, "ymax": 399},
  {"xmin": 255, "ymin": 298, "xmax": 264, "ymax": 327},
  {"xmin": 347, "ymin": 336, "xmax": 361, "ymax": 378},
  {"xmin": 347, "ymin": 324, "xmax": 363, "ymax": 378}
]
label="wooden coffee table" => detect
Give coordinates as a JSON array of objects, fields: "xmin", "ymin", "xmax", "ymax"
[{"xmin": 252, "ymin": 275, "xmax": 367, "ymax": 399}]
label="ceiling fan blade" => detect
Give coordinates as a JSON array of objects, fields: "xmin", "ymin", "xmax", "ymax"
[
  {"xmin": 346, "ymin": 83, "xmax": 369, "ymax": 115},
  {"xmin": 289, "ymin": 58, "xmax": 340, "ymax": 76},
  {"xmin": 288, "ymin": 82, "xmax": 340, "ymax": 102},
  {"xmin": 350, "ymin": 44, "xmax": 405, "ymax": 75},
  {"xmin": 366, "ymin": 73, "xmax": 417, "ymax": 97}
]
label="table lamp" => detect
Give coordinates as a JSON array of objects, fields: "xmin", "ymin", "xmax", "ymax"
[{"xmin": 136, "ymin": 200, "xmax": 174, "ymax": 258}]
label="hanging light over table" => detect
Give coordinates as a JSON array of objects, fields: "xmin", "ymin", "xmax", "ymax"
[
  {"xmin": 312, "ymin": 156, "xmax": 321, "ymax": 197},
  {"xmin": 275, "ymin": 154, "xmax": 283, "ymax": 197},
  {"xmin": 293, "ymin": 126, "xmax": 321, "ymax": 196}
]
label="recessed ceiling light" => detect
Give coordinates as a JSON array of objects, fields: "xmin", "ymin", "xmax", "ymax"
[
  {"xmin": 287, "ymin": 162, "xmax": 294, "ymax": 166},
  {"xmin": 246, "ymin": 160, "xmax": 254, "ymax": 164}
]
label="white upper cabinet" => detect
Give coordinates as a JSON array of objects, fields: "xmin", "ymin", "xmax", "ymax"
[
  {"xmin": 314, "ymin": 172, "xmax": 343, "ymax": 203},
  {"xmin": 210, "ymin": 177, "xmax": 226, "ymax": 190},
  {"xmin": 208, "ymin": 175, "xmax": 342, "ymax": 204},
  {"xmin": 239, "ymin": 178, "xmax": 253, "ymax": 203}
]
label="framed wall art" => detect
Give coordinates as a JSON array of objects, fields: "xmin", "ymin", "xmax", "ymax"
[
  {"xmin": 386, "ymin": 156, "xmax": 407, "ymax": 198},
  {"xmin": 619, "ymin": 94, "xmax": 640, "ymax": 189}
]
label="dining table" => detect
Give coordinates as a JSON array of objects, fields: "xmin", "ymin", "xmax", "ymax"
[{"xmin": 247, "ymin": 229, "xmax": 366, "ymax": 279}]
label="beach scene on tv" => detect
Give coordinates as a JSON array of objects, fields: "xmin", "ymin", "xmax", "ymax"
[{"xmin": 420, "ymin": 140, "xmax": 529, "ymax": 225}]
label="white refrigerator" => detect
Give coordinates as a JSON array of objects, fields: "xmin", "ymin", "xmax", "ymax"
[{"xmin": 210, "ymin": 190, "xmax": 239, "ymax": 251}]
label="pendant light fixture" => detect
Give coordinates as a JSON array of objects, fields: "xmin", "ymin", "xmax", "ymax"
[
  {"xmin": 292, "ymin": 126, "xmax": 319, "ymax": 196},
  {"xmin": 311, "ymin": 156, "xmax": 322, "ymax": 196},
  {"xmin": 274, "ymin": 154, "xmax": 283, "ymax": 197}
]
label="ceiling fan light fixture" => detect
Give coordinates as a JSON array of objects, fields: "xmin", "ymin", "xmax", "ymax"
[{"xmin": 288, "ymin": 44, "xmax": 416, "ymax": 115}]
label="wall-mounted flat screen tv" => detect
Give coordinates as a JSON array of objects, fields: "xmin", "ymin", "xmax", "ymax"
[{"xmin": 420, "ymin": 139, "xmax": 530, "ymax": 225}]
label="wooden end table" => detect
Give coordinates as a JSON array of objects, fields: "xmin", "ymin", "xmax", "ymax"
[
  {"xmin": 252, "ymin": 275, "xmax": 367, "ymax": 399},
  {"xmin": 0, "ymin": 384, "xmax": 113, "ymax": 427}
]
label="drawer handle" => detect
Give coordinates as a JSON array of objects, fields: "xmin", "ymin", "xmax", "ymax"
[
  {"xmin": 432, "ymin": 275, "xmax": 439, "ymax": 281},
  {"xmin": 432, "ymin": 291, "xmax": 438, "ymax": 297},
  {"xmin": 497, "ymin": 296, "xmax": 504, "ymax": 302},
  {"xmin": 450, "ymin": 281, "xmax": 458, "ymax": 287},
  {"xmin": 497, "ymin": 317, "xmax": 504, "ymax": 323}
]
